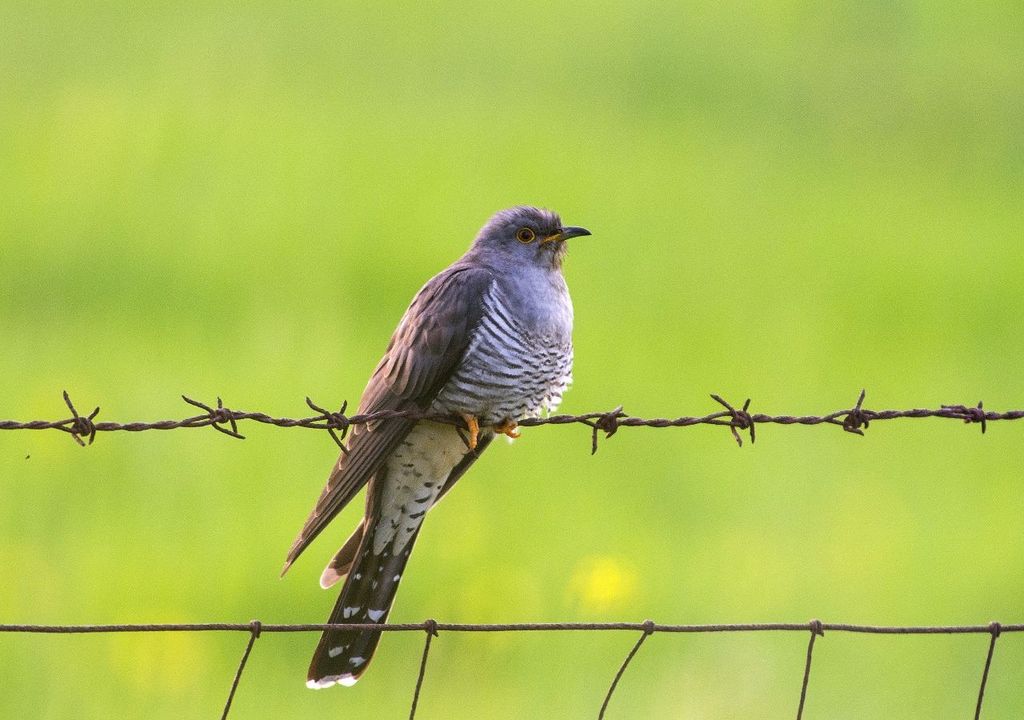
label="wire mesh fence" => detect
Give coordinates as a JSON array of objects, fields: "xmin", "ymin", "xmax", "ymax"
[
  {"xmin": 0, "ymin": 620, "xmax": 1015, "ymax": 719},
  {"xmin": 3, "ymin": 390, "xmax": 1021, "ymax": 717}
]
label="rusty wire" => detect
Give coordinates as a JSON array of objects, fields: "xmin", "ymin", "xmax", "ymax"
[
  {"xmin": 2, "ymin": 390, "xmax": 1021, "ymax": 453},
  {"xmin": 0, "ymin": 620, "xmax": 1016, "ymax": 718}
]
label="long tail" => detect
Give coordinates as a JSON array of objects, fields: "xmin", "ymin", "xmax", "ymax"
[{"xmin": 306, "ymin": 524, "xmax": 421, "ymax": 688}]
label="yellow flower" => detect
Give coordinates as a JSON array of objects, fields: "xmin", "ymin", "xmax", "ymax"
[{"xmin": 568, "ymin": 555, "xmax": 637, "ymax": 614}]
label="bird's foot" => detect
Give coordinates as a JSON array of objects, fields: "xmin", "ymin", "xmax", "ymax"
[
  {"xmin": 494, "ymin": 419, "xmax": 520, "ymax": 440},
  {"xmin": 460, "ymin": 413, "xmax": 480, "ymax": 450}
]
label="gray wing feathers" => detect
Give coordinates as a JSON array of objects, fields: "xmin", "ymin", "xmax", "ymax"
[
  {"xmin": 282, "ymin": 264, "xmax": 494, "ymax": 573},
  {"xmin": 368, "ymin": 267, "xmax": 491, "ymax": 406}
]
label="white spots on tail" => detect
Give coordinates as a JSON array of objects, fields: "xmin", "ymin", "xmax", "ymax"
[
  {"xmin": 342, "ymin": 606, "xmax": 360, "ymax": 619},
  {"xmin": 307, "ymin": 673, "xmax": 359, "ymax": 689},
  {"xmin": 367, "ymin": 609, "xmax": 385, "ymax": 622}
]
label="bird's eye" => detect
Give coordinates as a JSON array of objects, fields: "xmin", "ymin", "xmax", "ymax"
[{"xmin": 516, "ymin": 228, "xmax": 536, "ymax": 243}]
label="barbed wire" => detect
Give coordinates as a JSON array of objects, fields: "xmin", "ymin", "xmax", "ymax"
[
  {"xmin": 0, "ymin": 620, "xmax": 1014, "ymax": 718},
  {"xmin": 2, "ymin": 390, "xmax": 1021, "ymax": 453}
]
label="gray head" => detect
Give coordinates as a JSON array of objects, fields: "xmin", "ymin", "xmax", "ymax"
[{"xmin": 468, "ymin": 206, "xmax": 590, "ymax": 270}]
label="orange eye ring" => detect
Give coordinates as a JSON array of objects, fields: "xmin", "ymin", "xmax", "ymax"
[{"xmin": 516, "ymin": 227, "xmax": 536, "ymax": 243}]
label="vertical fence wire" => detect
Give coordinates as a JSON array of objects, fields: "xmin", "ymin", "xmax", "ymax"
[
  {"xmin": 974, "ymin": 622, "xmax": 1002, "ymax": 720},
  {"xmin": 598, "ymin": 620, "xmax": 656, "ymax": 719},
  {"xmin": 409, "ymin": 620, "xmax": 439, "ymax": 719},
  {"xmin": 221, "ymin": 621, "xmax": 262, "ymax": 719},
  {"xmin": 795, "ymin": 620, "xmax": 824, "ymax": 720}
]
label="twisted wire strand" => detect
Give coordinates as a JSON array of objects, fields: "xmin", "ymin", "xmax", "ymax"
[{"xmin": 1, "ymin": 390, "xmax": 1018, "ymax": 452}]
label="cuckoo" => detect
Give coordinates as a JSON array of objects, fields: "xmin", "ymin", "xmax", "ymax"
[{"xmin": 282, "ymin": 206, "xmax": 589, "ymax": 688}]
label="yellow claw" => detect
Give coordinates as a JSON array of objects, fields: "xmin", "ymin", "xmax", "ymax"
[
  {"xmin": 460, "ymin": 413, "xmax": 480, "ymax": 450},
  {"xmin": 494, "ymin": 419, "xmax": 520, "ymax": 440}
]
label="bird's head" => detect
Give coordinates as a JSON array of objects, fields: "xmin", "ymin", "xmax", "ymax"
[{"xmin": 471, "ymin": 206, "xmax": 590, "ymax": 270}]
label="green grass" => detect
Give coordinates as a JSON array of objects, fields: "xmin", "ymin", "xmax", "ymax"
[{"xmin": 1, "ymin": 1, "xmax": 1023, "ymax": 717}]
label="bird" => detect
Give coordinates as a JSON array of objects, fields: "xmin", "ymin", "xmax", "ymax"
[{"xmin": 281, "ymin": 206, "xmax": 590, "ymax": 688}]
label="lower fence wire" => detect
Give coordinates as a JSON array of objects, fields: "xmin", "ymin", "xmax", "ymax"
[{"xmin": 1, "ymin": 620, "xmax": 1016, "ymax": 718}]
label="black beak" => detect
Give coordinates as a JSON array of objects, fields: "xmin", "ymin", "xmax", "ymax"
[{"xmin": 557, "ymin": 226, "xmax": 591, "ymax": 240}]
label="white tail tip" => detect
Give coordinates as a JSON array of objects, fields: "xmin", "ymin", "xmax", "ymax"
[
  {"xmin": 307, "ymin": 673, "xmax": 359, "ymax": 689},
  {"xmin": 319, "ymin": 567, "xmax": 343, "ymax": 589}
]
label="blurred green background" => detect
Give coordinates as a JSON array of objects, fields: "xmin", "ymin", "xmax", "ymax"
[{"xmin": 2, "ymin": 1, "xmax": 1023, "ymax": 717}]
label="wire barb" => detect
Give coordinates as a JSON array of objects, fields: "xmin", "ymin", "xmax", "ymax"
[
  {"xmin": 710, "ymin": 394, "xmax": 754, "ymax": 446},
  {"xmin": 62, "ymin": 390, "xmax": 100, "ymax": 446},
  {"xmin": 842, "ymin": 389, "xmax": 869, "ymax": 435},
  {"xmin": 585, "ymin": 405, "xmax": 626, "ymax": 454},
  {"xmin": 305, "ymin": 396, "xmax": 351, "ymax": 453},
  {"xmin": 182, "ymin": 396, "xmax": 245, "ymax": 440},
  {"xmin": 943, "ymin": 401, "xmax": 988, "ymax": 435}
]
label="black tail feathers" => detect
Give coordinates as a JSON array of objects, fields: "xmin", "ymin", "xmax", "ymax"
[{"xmin": 306, "ymin": 532, "xmax": 419, "ymax": 688}]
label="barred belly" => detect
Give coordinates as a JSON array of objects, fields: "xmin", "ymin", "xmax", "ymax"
[
  {"xmin": 372, "ymin": 421, "xmax": 466, "ymax": 554},
  {"xmin": 433, "ymin": 282, "xmax": 573, "ymax": 425}
]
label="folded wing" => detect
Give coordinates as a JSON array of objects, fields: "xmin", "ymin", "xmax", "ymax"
[{"xmin": 282, "ymin": 263, "xmax": 494, "ymax": 573}]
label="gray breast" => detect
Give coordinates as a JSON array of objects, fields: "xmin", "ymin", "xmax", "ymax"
[{"xmin": 433, "ymin": 280, "xmax": 573, "ymax": 424}]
